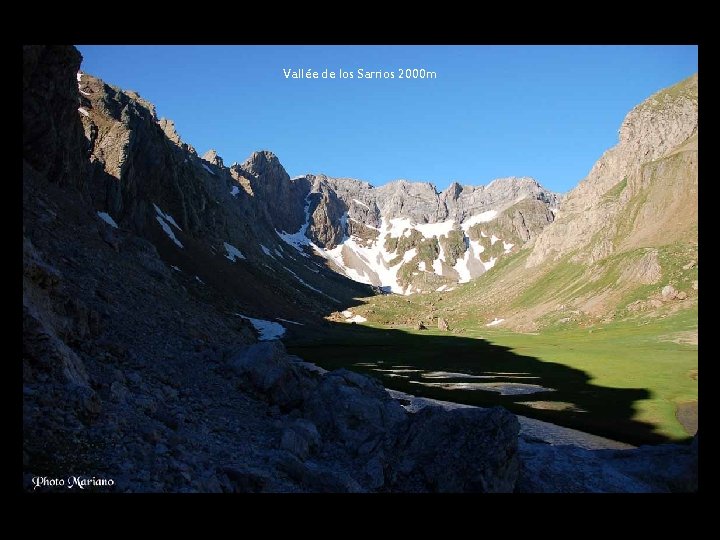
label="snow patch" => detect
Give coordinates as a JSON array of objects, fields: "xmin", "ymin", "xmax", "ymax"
[
  {"xmin": 224, "ymin": 242, "xmax": 246, "ymax": 261},
  {"xmin": 352, "ymin": 198, "xmax": 369, "ymax": 209},
  {"xmin": 201, "ymin": 163, "xmax": 216, "ymax": 175},
  {"xmin": 195, "ymin": 276, "xmax": 205, "ymax": 285},
  {"xmin": 431, "ymin": 242, "xmax": 447, "ymax": 275},
  {"xmin": 469, "ymin": 239, "xmax": 485, "ymax": 256},
  {"xmin": 171, "ymin": 265, "xmax": 181, "ymax": 272},
  {"xmin": 461, "ymin": 210, "xmax": 498, "ymax": 232},
  {"xmin": 230, "ymin": 186, "xmax": 240, "ymax": 197},
  {"xmin": 401, "ymin": 248, "xmax": 418, "ymax": 264},
  {"xmin": 436, "ymin": 285, "xmax": 447, "ymax": 292},
  {"xmin": 342, "ymin": 309, "xmax": 367, "ymax": 323},
  {"xmin": 79, "ymin": 89, "xmax": 91, "ymax": 96},
  {"xmin": 490, "ymin": 235, "xmax": 499, "ymax": 245},
  {"xmin": 415, "ymin": 220, "xmax": 457, "ymax": 239},
  {"xmin": 76, "ymin": 72, "xmax": 82, "ymax": 82},
  {"xmin": 155, "ymin": 216, "xmax": 183, "ymax": 248},
  {"xmin": 453, "ymin": 247, "xmax": 472, "ymax": 283},
  {"xmin": 418, "ymin": 261, "xmax": 426, "ymax": 271},
  {"xmin": 153, "ymin": 204, "xmax": 182, "ymax": 230},
  {"xmin": 503, "ymin": 241, "xmax": 514, "ymax": 253},
  {"xmin": 260, "ymin": 244, "xmax": 275, "ymax": 259},
  {"xmin": 78, "ymin": 107, "xmax": 89, "ymax": 117},
  {"xmin": 486, "ymin": 318, "xmax": 505, "ymax": 327},
  {"xmin": 236, "ymin": 314, "xmax": 286, "ymax": 340},
  {"xmin": 96, "ymin": 211, "xmax": 118, "ymax": 228}
]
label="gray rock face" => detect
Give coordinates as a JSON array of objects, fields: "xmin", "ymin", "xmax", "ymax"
[
  {"xmin": 291, "ymin": 173, "xmax": 561, "ymax": 292},
  {"xmin": 389, "ymin": 406, "xmax": 520, "ymax": 493},
  {"xmin": 202, "ymin": 149, "xmax": 224, "ymax": 168},
  {"xmin": 236, "ymin": 150, "xmax": 309, "ymax": 234},
  {"xmin": 517, "ymin": 434, "xmax": 698, "ymax": 493},
  {"xmin": 307, "ymin": 184, "xmax": 347, "ymax": 248}
]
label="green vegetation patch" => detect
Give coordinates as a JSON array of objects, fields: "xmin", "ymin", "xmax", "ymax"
[{"xmin": 439, "ymin": 228, "xmax": 466, "ymax": 266}]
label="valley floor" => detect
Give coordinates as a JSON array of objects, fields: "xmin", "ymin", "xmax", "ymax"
[{"xmin": 287, "ymin": 307, "xmax": 698, "ymax": 446}]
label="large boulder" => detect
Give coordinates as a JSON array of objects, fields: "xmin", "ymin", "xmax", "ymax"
[
  {"xmin": 228, "ymin": 341, "xmax": 320, "ymax": 410},
  {"xmin": 388, "ymin": 406, "xmax": 520, "ymax": 492},
  {"xmin": 303, "ymin": 369, "xmax": 407, "ymax": 456}
]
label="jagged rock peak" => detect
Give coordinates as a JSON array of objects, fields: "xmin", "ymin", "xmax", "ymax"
[
  {"xmin": 158, "ymin": 118, "xmax": 182, "ymax": 145},
  {"xmin": 241, "ymin": 150, "xmax": 290, "ymax": 181},
  {"xmin": 443, "ymin": 181, "xmax": 464, "ymax": 198},
  {"xmin": 618, "ymin": 73, "xmax": 698, "ymax": 165},
  {"xmin": 243, "ymin": 150, "xmax": 280, "ymax": 167},
  {"xmin": 202, "ymin": 149, "xmax": 224, "ymax": 168},
  {"xmin": 124, "ymin": 90, "xmax": 157, "ymax": 121}
]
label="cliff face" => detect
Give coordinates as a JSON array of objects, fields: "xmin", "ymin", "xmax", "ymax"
[{"xmin": 23, "ymin": 45, "xmax": 87, "ymax": 190}]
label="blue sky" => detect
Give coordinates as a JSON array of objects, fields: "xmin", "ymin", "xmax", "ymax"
[{"xmin": 76, "ymin": 45, "xmax": 697, "ymax": 193}]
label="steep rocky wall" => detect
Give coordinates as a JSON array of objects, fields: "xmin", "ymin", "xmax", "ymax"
[
  {"xmin": 527, "ymin": 74, "xmax": 698, "ymax": 267},
  {"xmin": 23, "ymin": 45, "xmax": 87, "ymax": 191}
]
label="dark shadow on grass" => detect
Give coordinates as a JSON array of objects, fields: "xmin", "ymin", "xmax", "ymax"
[{"xmin": 286, "ymin": 321, "xmax": 683, "ymax": 447}]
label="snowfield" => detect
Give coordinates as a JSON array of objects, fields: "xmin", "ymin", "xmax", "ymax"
[
  {"xmin": 236, "ymin": 314, "xmax": 286, "ymax": 340},
  {"xmin": 276, "ymin": 198, "xmax": 510, "ymax": 295}
]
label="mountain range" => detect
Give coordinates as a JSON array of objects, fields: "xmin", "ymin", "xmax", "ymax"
[{"xmin": 22, "ymin": 45, "xmax": 697, "ymax": 493}]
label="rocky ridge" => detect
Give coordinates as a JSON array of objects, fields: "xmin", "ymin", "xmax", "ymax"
[
  {"xmin": 282, "ymin": 173, "xmax": 561, "ymax": 294},
  {"xmin": 528, "ymin": 74, "xmax": 698, "ymax": 268}
]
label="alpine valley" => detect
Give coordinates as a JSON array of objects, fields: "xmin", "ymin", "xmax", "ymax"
[{"xmin": 22, "ymin": 46, "xmax": 698, "ymax": 493}]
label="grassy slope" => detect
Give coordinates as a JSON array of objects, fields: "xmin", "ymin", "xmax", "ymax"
[{"xmin": 464, "ymin": 308, "xmax": 697, "ymax": 441}]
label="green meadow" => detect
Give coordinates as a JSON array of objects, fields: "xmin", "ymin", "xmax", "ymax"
[{"xmin": 288, "ymin": 307, "xmax": 697, "ymax": 446}]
